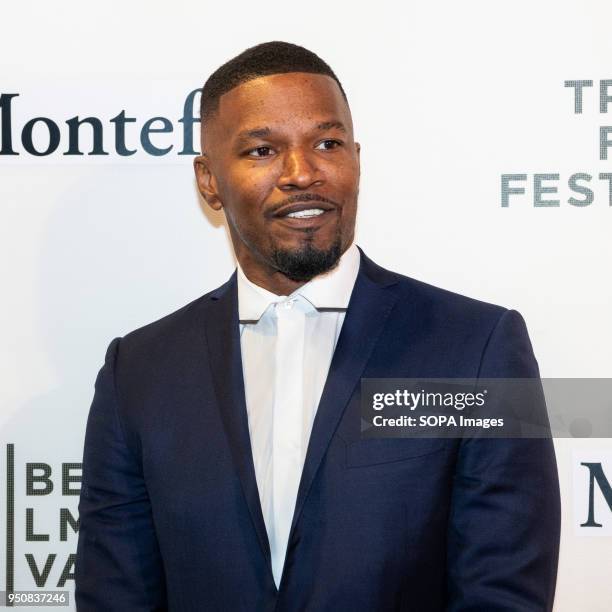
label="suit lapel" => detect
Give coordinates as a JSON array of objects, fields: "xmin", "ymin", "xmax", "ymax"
[
  {"xmin": 288, "ymin": 249, "xmax": 399, "ymax": 539},
  {"xmin": 203, "ymin": 273, "xmax": 273, "ymax": 575}
]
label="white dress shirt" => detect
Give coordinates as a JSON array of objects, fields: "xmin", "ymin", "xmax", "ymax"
[{"xmin": 237, "ymin": 243, "xmax": 360, "ymax": 588}]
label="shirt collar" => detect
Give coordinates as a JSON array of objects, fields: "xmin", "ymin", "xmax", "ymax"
[{"xmin": 237, "ymin": 243, "xmax": 361, "ymax": 323}]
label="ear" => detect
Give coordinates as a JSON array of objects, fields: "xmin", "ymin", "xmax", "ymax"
[
  {"xmin": 194, "ymin": 154, "xmax": 223, "ymax": 211},
  {"xmin": 355, "ymin": 141, "xmax": 361, "ymax": 176}
]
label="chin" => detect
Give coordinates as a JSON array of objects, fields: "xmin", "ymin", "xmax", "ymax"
[{"xmin": 270, "ymin": 235, "xmax": 342, "ymax": 282}]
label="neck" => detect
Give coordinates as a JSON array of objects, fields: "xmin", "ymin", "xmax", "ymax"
[
  {"xmin": 238, "ymin": 260, "xmax": 309, "ymax": 296},
  {"xmin": 232, "ymin": 234, "xmax": 351, "ymax": 295}
]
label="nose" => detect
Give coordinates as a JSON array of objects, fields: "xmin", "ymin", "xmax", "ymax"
[{"xmin": 277, "ymin": 147, "xmax": 323, "ymax": 191}]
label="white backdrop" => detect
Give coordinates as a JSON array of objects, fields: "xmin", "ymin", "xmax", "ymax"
[{"xmin": 1, "ymin": 1, "xmax": 611, "ymax": 609}]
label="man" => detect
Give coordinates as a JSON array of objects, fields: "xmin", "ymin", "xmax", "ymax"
[{"xmin": 75, "ymin": 42, "xmax": 560, "ymax": 611}]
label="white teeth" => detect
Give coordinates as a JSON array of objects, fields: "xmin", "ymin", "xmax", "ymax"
[{"xmin": 286, "ymin": 208, "xmax": 325, "ymax": 218}]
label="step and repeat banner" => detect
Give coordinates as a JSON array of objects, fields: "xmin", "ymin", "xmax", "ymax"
[{"xmin": 1, "ymin": 1, "xmax": 610, "ymax": 610}]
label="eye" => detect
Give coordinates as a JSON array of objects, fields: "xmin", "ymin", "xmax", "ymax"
[
  {"xmin": 247, "ymin": 146, "xmax": 275, "ymax": 158},
  {"xmin": 316, "ymin": 139, "xmax": 342, "ymax": 150}
]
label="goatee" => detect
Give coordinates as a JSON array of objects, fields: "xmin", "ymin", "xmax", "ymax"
[{"xmin": 270, "ymin": 236, "xmax": 342, "ymax": 283}]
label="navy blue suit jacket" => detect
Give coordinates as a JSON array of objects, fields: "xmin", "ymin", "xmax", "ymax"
[{"xmin": 75, "ymin": 247, "xmax": 560, "ymax": 611}]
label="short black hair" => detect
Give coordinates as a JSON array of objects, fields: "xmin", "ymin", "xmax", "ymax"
[{"xmin": 200, "ymin": 41, "xmax": 347, "ymax": 123}]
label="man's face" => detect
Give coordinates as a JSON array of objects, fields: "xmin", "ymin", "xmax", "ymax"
[{"xmin": 194, "ymin": 72, "xmax": 360, "ymax": 288}]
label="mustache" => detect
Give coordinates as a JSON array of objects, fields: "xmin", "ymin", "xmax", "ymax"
[{"xmin": 268, "ymin": 193, "xmax": 338, "ymax": 216}]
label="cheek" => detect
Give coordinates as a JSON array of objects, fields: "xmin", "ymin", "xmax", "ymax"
[
  {"xmin": 218, "ymin": 171, "xmax": 277, "ymax": 235},
  {"xmin": 328, "ymin": 155, "xmax": 359, "ymax": 189},
  {"xmin": 222, "ymin": 166, "xmax": 277, "ymax": 204}
]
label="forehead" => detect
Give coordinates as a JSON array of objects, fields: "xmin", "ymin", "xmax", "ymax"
[{"xmin": 211, "ymin": 72, "xmax": 351, "ymax": 136}]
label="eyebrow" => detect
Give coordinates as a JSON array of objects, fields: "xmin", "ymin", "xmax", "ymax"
[
  {"xmin": 234, "ymin": 121, "xmax": 347, "ymax": 145},
  {"xmin": 236, "ymin": 127, "xmax": 272, "ymax": 142},
  {"xmin": 316, "ymin": 121, "xmax": 347, "ymax": 133}
]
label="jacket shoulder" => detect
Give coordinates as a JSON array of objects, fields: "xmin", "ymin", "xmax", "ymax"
[
  {"xmin": 393, "ymin": 271, "xmax": 507, "ymax": 319},
  {"xmin": 360, "ymin": 250, "xmax": 508, "ymax": 323},
  {"xmin": 115, "ymin": 273, "xmax": 235, "ymax": 359},
  {"xmin": 363, "ymin": 256, "xmax": 535, "ymax": 376}
]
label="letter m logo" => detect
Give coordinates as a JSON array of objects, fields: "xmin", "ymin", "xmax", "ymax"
[{"xmin": 574, "ymin": 452, "xmax": 612, "ymax": 534}]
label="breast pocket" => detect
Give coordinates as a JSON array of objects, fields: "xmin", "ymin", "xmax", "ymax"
[{"xmin": 343, "ymin": 437, "xmax": 446, "ymax": 468}]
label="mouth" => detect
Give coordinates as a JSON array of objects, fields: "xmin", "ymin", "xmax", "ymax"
[
  {"xmin": 272, "ymin": 206, "xmax": 336, "ymax": 230},
  {"xmin": 285, "ymin": 208, "xmax": 326, "ymax": 219},
  {"xmin": 271, "ymin": 200, "xmax": 335, "ymax": 218},
  {"xmin": 269, "ymin": 200, "xmax": 337, "ymax": 229}
]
